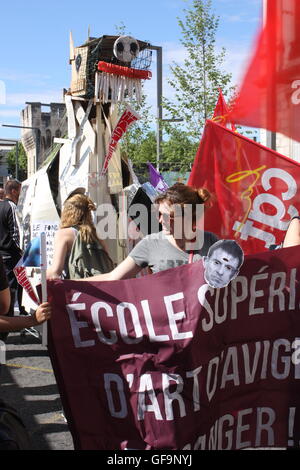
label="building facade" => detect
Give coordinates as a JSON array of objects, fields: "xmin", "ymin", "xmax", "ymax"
[
  {"xmin": 21, "ymin": 102, "xmax": 66, "ymax": 177},
  {"xmin": 0, "ymin": 140, "xmax": 14, "ymax": 185},
  {"xmin": 260, "ymin": 130, "xmax": 300, "ymax": 163}
]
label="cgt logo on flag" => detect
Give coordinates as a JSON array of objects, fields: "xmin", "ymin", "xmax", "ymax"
[
  {"xmin": 14, "ymin": 237, "xmax": 41, "ymax": 304},
  {"xmin": 188, "ymin": 120, "xmax": 300, "ymax": 255}
]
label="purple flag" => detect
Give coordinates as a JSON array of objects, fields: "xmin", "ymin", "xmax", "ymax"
[{"xmin": 147, "ymin": 162, "xmax": 169, "ymax": 192}]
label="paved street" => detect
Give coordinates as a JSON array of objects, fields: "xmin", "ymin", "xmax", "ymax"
[{"xmin": 0, "ymin": 329, "xmax": 73, "ymax": 450}]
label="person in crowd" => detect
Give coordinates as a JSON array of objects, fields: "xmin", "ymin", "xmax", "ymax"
[
  {"xmin": 0, "ymin": 180, "xmax": 23, "ymax": 328},
  {"xmin": 0, "ymin": 188, "xmax": 5, "ymax": 201},
  {"xmin": 282, "ymin": 216, "xmax": 300, "ymax": 248},
  {"xmin": 0, "ymin": 252, "xmax": 50, "ymax": 453},
  {"xmin": 81, "ymin": 183, "xmax": 219, "ymax": 281},
  {"xmin": 202, "ymin": 239, "xmax": 244, "ymax": 289},
  {"xmin": 46, "ymin": 192, "xmax": 111, "ymax": 280}
]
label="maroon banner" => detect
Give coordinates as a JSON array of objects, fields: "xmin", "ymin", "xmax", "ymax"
[
  {"xmin": 188, "ymin": 119, "xmax": 300, "ymax": 255},
  {"xmin": 48, "ymin": 246, "xmax": 300, "ymax": 450},
  {"xmin": 229, "ymin": 0, "xmax": 300, "ymax": 143}
]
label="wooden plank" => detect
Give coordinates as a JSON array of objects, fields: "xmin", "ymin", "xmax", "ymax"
[{"xmin": 71, "ymin": 100, "xmax": 95, "ymax": 166}]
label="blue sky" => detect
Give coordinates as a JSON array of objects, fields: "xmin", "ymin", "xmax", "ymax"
[{"xmin": 0, "ymin": 0, "xmax": 262, "ymax": 140}]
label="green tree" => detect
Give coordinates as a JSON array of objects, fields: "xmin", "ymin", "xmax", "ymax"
[
  {"xmin": 6, "ymin": 143, "xmax": 28, "ymax": 181},
  {"xmin": 122, "ymin": 127, "xmax": 198, "ymax": 179},
  {"xmin": 119, "ymin": 94, "xmax": 155, "ymax": 166},
  {"xmin": 163, "ymin": 0, "xmax": 232, "ymax": 140},
  {"xmin": 122, "ymin": 130, "xmax": 156, "ymax": 165},
  {"xmin": 161, "ymin": 126, "xmax": 198, "ymax": 171}
]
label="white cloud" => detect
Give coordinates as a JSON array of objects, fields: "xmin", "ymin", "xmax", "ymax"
[
  {"xmin": 6, "ymin": 90, "xmax": 64, "ymax": 107},
  {"xmin": 161, "ymin": 42, "xmax": 187, "ymax": 66},
  {"xmin": 0, "ymin": 109, "xmax": 21, "ymax": 118},
  {"xmin": 222, "ymin": 13, "xmax": 260, "ymax": 23},
  {"xmin": 0, "ymin": 71, "xmax": 52, "ymax": 83}
]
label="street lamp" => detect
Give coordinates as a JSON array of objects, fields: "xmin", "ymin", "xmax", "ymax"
[
  {"xmin": 148, "ymin": 45, "xmax": 163, "ymax": 171},
  {"xmin": 0, "ymin": 138, "xmax": 20, "ymax": 179},
  {"xmin": 1, "ymin": 124, "xmax": 41, "ymax": 173},
  {"xmin": 148, "ymin": 45, "xmax": 183, "ymax": 171}
]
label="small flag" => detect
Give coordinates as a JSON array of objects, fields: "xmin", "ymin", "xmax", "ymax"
[
  {"xmin": 147, "ymin": 162, "xmax": 169, "ymax": 193},
  {"xmin": 101, "ymin": 105, "xmax": 141, "ymax": 176},
  {"xmin": 212, "ymin": 88, "xmax": 236, "ymax": 131},
  {"xmin": 14, "ymin": 237, "xmax": 41, "ymax": 304}
]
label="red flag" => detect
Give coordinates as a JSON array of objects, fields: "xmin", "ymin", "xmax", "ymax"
[
  {"xmin": 101, "ymin": 105, "xmax": 140, "ymax": 176},
  {"xmin": 212, "ymin": 88, "xmax": 236, "ymax": 131},
  {"xmin": 188, "ymin": 120, "xmax": 300, "ymax": 254},
  {"xmin": 14, "ymin": 237, "xmax": 41, "ymax": 304},
  {"xmin": 230, "ymin": 0, "xmax": 300, "ymax": 142}
]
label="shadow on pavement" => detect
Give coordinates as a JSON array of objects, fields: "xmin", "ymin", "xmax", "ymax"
[{"xmin": 0, "ymin": 332, "xmax": 73, "ymax": 450}]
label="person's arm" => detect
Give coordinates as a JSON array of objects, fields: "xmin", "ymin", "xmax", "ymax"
[
  {"xmin": 46, "ymin": 228, "xmax": 76, "ymax": 279},
  {"xmin": 81, "ymin": 255, "xmax": 142, "ymax": 281},
  {"xmin": 283, "ymin": 218, "xmax": 300, "ymax": 248},
  {"xmin": 0, "ymin": 287, "xmax": 10, "ymax": 316},
  {"xmin": 0, "ymin": 302, "xmax": 51, "ymax": 332}
]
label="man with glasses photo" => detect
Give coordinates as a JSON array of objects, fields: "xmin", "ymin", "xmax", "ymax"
[{"xmin": 203, "ymin": 239, "xmax": 244, "ymax": 289}]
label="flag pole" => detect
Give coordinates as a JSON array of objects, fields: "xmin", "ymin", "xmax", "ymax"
[{"xmin": 40, "ymin": 232, "xmax": 48, "ymax": 346}]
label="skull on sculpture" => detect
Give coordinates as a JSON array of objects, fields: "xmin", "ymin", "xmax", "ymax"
[{"xmin": 113, "ymin": 36, "xmax": 140, "ymax": 64}]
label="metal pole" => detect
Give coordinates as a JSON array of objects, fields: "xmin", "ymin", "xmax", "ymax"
[
  {"xmin": 35, "ymin": 128, "xmax": 40, "ymax": 172},
  {"xmin": 0, "ymin": 138, "xmax": 20, "ymax": 179},
  {"xmin": 148, "ymin": 45, "xmax": 163, "ymax": 171},
  {"xmin": 156, "ymin": 47, "xmax": 163, "ymax": 172},
  {"xmin": 2, "ymin": 123, "xmax": 40, "ymax": 173},
  {"xmin": 15, "ymin": 141, "xmax": 19, "ymax": 180}
]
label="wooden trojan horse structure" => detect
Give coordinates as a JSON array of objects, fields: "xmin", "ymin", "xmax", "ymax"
[
  {"xmin": 17, "ymin": 32, "xmax": 152, "ymax": 267},
  {"xmin": 59, "ymin": 32, "xmax": 152, "ymax": 263}
]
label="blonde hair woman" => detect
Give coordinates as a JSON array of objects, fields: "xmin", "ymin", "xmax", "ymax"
[{"xmin": 47, "ymin": 193, "xmax": 111, "ymax": 280}]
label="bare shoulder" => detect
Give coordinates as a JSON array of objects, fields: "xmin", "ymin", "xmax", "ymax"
[
  {"xmin": 288, "ymin": 217, "xmax": 300, "ymax": 228},
  {"xmin": 54, "ymin": 227, "xmax": 77, "ymax": 243},
  {"xmin": 283, "ymin": 217, "xmax": 300, "ymax": 248}
]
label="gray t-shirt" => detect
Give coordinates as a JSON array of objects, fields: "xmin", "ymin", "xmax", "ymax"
[{"xmin": 129, "ymin": 230, "xmax": 219, "ymax": 274}]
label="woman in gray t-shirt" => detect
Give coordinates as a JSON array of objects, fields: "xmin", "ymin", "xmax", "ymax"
[{"xmin": 83, "ymin": 183, "xmax": 219, "ymax": 281}]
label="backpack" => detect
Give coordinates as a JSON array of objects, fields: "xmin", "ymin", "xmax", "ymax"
[
  {"xmin": 68, "ymin": 233, "xmax": 114, "ymax": 279},
  {"xmin": 0, "ymin": 399, "xmax": 31, "ymax": 450}
]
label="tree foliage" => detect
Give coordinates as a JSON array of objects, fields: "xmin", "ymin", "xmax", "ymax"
[
  {"xmin": 115, "ymin": 4, "xmax": 233, "ymax": 174},
  {"xmin": 163, "ymin": 0, "xmax": 233, "ymax": 140},
  {"xmin": 119, "ymin": 94, "xmax": 155, "ymax": 164},
  {"xmin": 122, "ymin": 128, "xmax": 198, "ymax": 175},
  {"xmin": 6, "ymin": 143, "xmax": 28, "ymax": 181},
  {"xmin": 161, "ymin": 126, "xmax": 198, "ymax": 170}
]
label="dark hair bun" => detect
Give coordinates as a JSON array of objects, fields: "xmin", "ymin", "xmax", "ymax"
[{"xmin": 197, "ymin": 187, "xmax": 211, "ymax": 203}]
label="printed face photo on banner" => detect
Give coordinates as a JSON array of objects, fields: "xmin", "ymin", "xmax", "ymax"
[{"xmin": 203, "ymin": 239, "xmax": 244, "ymax": 289}]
